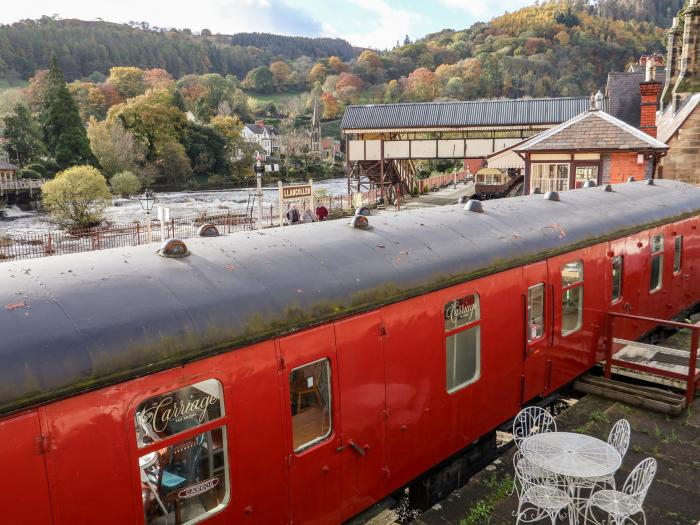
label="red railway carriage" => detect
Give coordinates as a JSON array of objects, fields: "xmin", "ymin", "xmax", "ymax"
[{"xmin": 1, "ymin": 180, "xmax": 699, "ymax": 525}]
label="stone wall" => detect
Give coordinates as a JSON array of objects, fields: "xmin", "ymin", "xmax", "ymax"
[{"xmin": 660, "ymin": 108, "xmax": 700, "ymax": 184}]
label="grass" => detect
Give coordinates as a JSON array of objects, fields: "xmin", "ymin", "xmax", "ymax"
[
  {"xmin": 245, "ymin": 90, "xmax": 307, "ymax": 105},
  {"xmin": 459, "ymin": 474, "xmax": 514, "ymax": 525}
]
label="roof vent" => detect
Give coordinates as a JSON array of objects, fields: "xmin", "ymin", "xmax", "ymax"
[
  {"xmin": 543, "ymin": 191, "xmax": 560, "ymax": 201},
  {"xmin": 583, "ymin": 180, "xmax": 597, "ymax": 188},
  {"xmin": 645, "ymin": 178, "xmax": 655, "ymax": 186},
  {"xmin": 351, "ymin": 215, "xmax": 371, "ymax": 230},
  {"xmin": 532, "ymin": 188, "xmax": 542, "ymax": 195},
  {"xmin": 627, "ymin": 176, "xmax": 636, "ymax": 182},
  {"xmin": 603, "ymin": 184, "xmax": 613, "ymax": 192},
  {"xmin": 355, "ymin": 206, "xmax": 371, "ymax": 217},
  {"xmin": 159, "ymin": 238, "xmax": 190, "ymax": 258},
  {"xmin": 197, "ymin": 224, "xmax": 220, "ymax": 237},
  {"xmin": 464, "ymin": 199, "xmax": 484, "ymax": 213}
]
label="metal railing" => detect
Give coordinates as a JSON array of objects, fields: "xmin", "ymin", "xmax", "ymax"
[
  {"xmin": 605, "ymin": 311, "xmax": 700, "ymax": 404},
  {"xmin": 0, "ymin": 179, "xmax": 44, "ymax": 195},
  {"xmin": 418, "ymin": 171, "xmax": 469, "ymax": 193}
]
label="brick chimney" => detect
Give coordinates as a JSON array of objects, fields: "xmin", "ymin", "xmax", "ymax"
[{"xmin": 640, "ymin": 60, "xmax": 662, "ymax": 138}]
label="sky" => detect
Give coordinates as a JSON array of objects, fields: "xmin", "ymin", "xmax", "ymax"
[{"xmin": 0, "ymin": 0, "xmax": 535, "ymax": 49}]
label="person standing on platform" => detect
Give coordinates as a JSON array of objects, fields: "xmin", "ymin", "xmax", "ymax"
[
  {"xmin": 315, "ymin": 205, "xmax": 328, "ymax": 221},
  {"xmin": 302, "ymin": 208, "xmax": 317, "ymax": 223},
  {"xmin": 286, "ymin": 203, "xmax": 300, "ymax": 225}
]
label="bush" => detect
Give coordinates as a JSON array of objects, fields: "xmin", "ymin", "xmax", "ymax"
[
  {"xmin": 207, "ymin": 174, "xmax": 227, "ymax": 188},
  {"xmin": 25, "ymin": 163, "xmax": 48, "ymax": 178},
  {"xmin": 41, "ymin": 159, "xmax": 60, "ymax": 177},
  {"xmin": 17, "ymin": 168, "xmax": 42, "ymax": 179},
  {"xmin": 42, "ymin": 166, "xmax": 111, "ymax": 230},
  {"xmin": 110, "ymin": 171, "xmax": 142, "ymax": 197}
]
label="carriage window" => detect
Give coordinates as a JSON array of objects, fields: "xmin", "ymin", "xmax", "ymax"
[
  {"xmin": 445, "ymin": 294, "xmax": 481, "ymax": 393},
  {"xmin": 561, "ymin": 261, "xmax": 583, "ymax": 336},
  {"xmin": 650, "ymin": 234, "xmax": 664, "ymax": 292},
  {"xmin": 528, "ymin": 284, "xmax": 545, "ymax": 342},
  {"xmin": 612, "ymin": 256, "xmax": 623, "ymax": 303},
  {"xmin": 674, "ymin": 236, "xmax": 683, "ymax": 274},
  {"xmin": 135, "ymin": 381, "xmax": 229, "ymax": 525},
  {"xmin": 289, "ymin": 359, "xmax": 332, "ymax": 452}
]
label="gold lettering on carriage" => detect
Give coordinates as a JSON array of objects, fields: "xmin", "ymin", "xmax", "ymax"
[
  {"xmin": 141, "ymin": 394, "xmax": 219, "ymax": 433},
  {"xmin": 445, "ymin": 297, "xmax": 478, "ymax": 327},
  {"xmin": 178, "ymin": 477, "xmax": 220, "ymax": 499}
]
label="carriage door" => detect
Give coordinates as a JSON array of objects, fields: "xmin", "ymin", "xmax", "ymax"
[
  {"xmin": 0, "ymin": 411, "xmax": 53, "ymax": 524},
  {"xmin": 280, "ymin": 325, "xmax": 341, "ymax": 525},
  {"xmin": 522, "ymin": 262, "xmax": 550, "ymax": 402},
  {"xmin": 335, "ymin": 311, "xmax": 387, "ymax": 521}
]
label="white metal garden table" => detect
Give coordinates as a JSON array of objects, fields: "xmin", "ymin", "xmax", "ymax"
[{"xmin": 521, "ymin": 432, "xmax": 622, "ymax": 525}]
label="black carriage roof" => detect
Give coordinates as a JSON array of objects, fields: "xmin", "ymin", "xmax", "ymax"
[{"xmin": 2, "ymin": 180, "xmax": 700, "ymax": 415}]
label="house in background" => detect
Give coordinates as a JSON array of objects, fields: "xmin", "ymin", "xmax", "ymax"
[
  {"xmin": 515, "ymin": 93, "xmax": 668, "ymax": 194},
  {"xmin": 0, "ymin": 162, "xmax": 18, "ymax": 183},
  {"xmin": 241, "ymin": 120, "xmax": 281, "ymax": 158},
  {"xmin": 320, "ymin": 137, "xmax": 341, "ymax": 162}
]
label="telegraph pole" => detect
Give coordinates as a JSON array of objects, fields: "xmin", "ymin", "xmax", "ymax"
[{"xmin": 255, "ymin": 152, "xmax": 264, "ymax": 230}]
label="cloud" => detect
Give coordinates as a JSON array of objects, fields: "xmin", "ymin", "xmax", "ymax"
[
  {"xmin": 338, "ymin": 0, "xmax": 422, "ymax": 49},
  {"xmin": 0, "ymin": 0, "xmax": 324, "ymax": 37},
  {"xmin": 436, "ymin": 0, "xmax": 534, "ymax": 20}
]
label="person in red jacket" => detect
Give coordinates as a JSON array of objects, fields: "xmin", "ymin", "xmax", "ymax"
[{"xmin": 315, "ymin": 205, "xmax": 329, "ymax": 221}]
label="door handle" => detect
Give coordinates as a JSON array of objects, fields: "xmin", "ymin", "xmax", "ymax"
[{"xmin": 348, "ymin": 440, "xmax": 366, "ymax": 457}]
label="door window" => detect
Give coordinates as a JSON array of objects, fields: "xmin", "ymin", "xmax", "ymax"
[
  {"xmin": 531, "ymin": 163, "xmax": 570, "ymax": 193},
  {"xmin": 674, "ymin": 235, "xmax": 683, "ymax": 274},
  {"xmin": 561, "ymin": 261, "xmax": 584, "ymax": 336},
  {"xmin": 612, "ymin": 256, "xmax": 623, "ymax": 303},
  {"xmin": 650, "ymin": 234, "xmax": 664, "ymax": 292},
  {"xmin": 527, "ymin": 283, "xmax": 545, "ymax": 342},
  {"xmin": 289, "ymin": 359, "xmax": 332, "ymax": 452},
  {"xmin": 444, "ymin": 294, "xmax": 481, "ymax": 392},
  {"xmin": 135, "ymin": 380, "xmax": 229, "ymax": 525},
  {"xmin": 574, "ymin": 166, "xmax": 599, "ymax": 188}
]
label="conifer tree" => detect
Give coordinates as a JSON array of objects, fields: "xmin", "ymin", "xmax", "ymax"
[
  {"xmin": 2, "ymin": 103, "xmax": 46, "ymax": 167},
  {"xmin": 41, "ymin": 55, "xmax": 94, "ymax": 168}
]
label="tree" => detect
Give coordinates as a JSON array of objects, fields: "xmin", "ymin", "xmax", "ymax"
[
  {"xmin": 210, "ymin": 115, "xmax": 244, "ymax": 163},
  {"xmin": 328, "ymin": 56, "xmax": 348, "ymax": 73},
  {"xmin": 41, "ymin": 56, "xmax": 94, "ymax": 168},
  {"xmin": 42, "ymin": 165, "xmax": 111, "ymax": 229},
  {"xmin": 107, "ymin": 89, "xmax": 187, "ymax": 156},
  {"xmin": 154, "ymin": 139, "xmax": 192, "ymax": 185},
  {"xmin": 307, "ymin": 63, "xmax": 328, "ymax": 85},
  {"xmin": 143, "ymin": 68, "xmax": 174, "ymax": 89},
  {"xmin": 87, "ymin": 117, "xmax": 146, "ymax": 178},
  {"xmin": 110, "ymin": 170, "xmax": 142, "ymax": 197},
  {"xmin": 2, "ymin": 103, "xmax": 46, "ymax": 167},
  {"xmin": 184, "ymin": 122, "xmax": 227, "ymax": 176},
  {"xmin": 68, "ymin": 81, "xmax": 107, "ymax": 122},
  {"xmin": 404, "ymin": 67, "xmax": 438, "ymax": 101},
  {"xmin": 107, "ymin": 66, "xmax": 147, "ymax": 99},
  {"xmin": 270, "ymin": 61, "xmax": 291, "ymax": 90},
  {"xmin": 245, "ymin": 66, "xmax": 274, "ymax": 93},
  {"xmin": 321, "ymin": 93, "xmax": 340, "ymax": 119}
]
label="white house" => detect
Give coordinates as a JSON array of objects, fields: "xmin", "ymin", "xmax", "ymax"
[{"xmin": 241, "ymin": 120, "xmax": 281, "ymax": 159}]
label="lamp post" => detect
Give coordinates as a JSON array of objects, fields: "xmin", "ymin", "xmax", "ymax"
[
  {"xmin": 138, "ymin": 189, "xmax": 158, "ymax": 243},
  {"xmin": 254, "ymin": 152, "xmax": 264, "ymax": 230}
]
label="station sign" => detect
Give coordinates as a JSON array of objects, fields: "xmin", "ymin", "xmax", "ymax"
[{"xmin": 281, "ymin": 184, "xmax": 312, "ymax": 200}]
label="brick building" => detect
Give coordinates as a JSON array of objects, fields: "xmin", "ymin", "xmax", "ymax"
[{"xmin": 515, "ymin": 94, "xmax": 668, "ymax": 194}]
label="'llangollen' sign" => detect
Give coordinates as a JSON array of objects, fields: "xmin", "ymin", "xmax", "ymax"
[{"xmin": 282, "ymin": 184, "xmax": 312, "ymax": 199}]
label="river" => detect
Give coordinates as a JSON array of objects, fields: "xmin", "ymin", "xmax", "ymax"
[{"xmin": 0, "ymin": 178, "xmax": 350, "ymax": 236}]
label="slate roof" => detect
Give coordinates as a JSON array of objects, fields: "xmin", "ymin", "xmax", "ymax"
[
  {"xmin": 244, "ymin": 123, "xmax": 277, "ymax": 135},
  {"xmin": 0, "ymin": 162, "xmax": 18, "ymax": 170},
  {"xmin": 606, "ymin": 70, "xmax": 666, "ymax": 127},
  {"xmin": 341, "ymin": 97, "xmax": 593, "ymax": 130},
  {"xmin": 658, "ymin": 93, "xmax": 700, "ymax": 143},
  {"xmin": 514, "ymin": 109, "xmax": 669, "ymax": 152}
]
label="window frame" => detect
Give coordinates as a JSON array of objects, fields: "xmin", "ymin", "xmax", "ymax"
[
  {"xmin": 530, "ymin": 163, "xmax": 571, "ymax": 193},
  {"xmin": 649, "ymin": 234, "xmax": 664, "ymax": 293},
  {"xmin": 673, "ymin": 235, "xmax": 683, "ymax": 275},
  {"xmin": 444, "ymin": 293, "xmax": 482, "ymax": 394},
  {"xmin": 611, "ymin": 255, "xmax": 623, "ymax": 304},
  {"xmin": 131, "ymin": 377, "xmax": 231, "ymax": 525},
  {"xmin": 560, "ymin": 260, "xmax": 584, "ymax": 337},
  {"xmin": 289, "ymin": 358, "xmax": 333, "ymax": 453},
  {"xmin": 527, "ymin": 283, "xmax": 546, "ymax": 344}
]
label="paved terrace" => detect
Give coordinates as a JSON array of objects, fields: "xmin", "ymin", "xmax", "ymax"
[{"xmin": 410, "ymin": 394, "xmax": 700, "ymax": 525}]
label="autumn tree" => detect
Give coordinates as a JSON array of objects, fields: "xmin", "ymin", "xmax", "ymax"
[
  {"xmin": 321, "ymin": 92, "xmax": 340, "ymax": 119},
  {"xmin": 335, "ymin": 73, "xmax": 363, "ymax": 103},
  {"xmin": 107, "ymin": 66, "xmax": 147, "ymax": 99},
  {"xmin": 87, "ymin": 117, "xmax": 146, "ymax": 178},
  {"xmin": 328, "ymin": 56, "xmax": 348, "ymax": 74},
  {"xmin": 68, "ymin": 81, "xmax": 107, "ymax": 122},
  {"xmin": 211, "ymin": 115, "xmax": 244, "ymax": 163},
  {"xmin": 144, "ymin": 68, "xmax": 174, "ymax": 89},
  {"xmin": 2, "ymin": 103, "xmax": 46, "ymax": 167},
  {"xmin": 154, "ymin": 139, "xmax": 192, "ymax": 185},
  {"xmin": 42, "ymin": 165, "xmax": 111, "ymax": 229},
  {"xmin": 403, "ymin": 68, "xmax": 439, "ymax": 101},
  {"xmin": 270, "ymin": 61, "xmax": 292, "ymax": 91},
  {"xmin": 307, "ymin": 63, "xmax": 328, "ymax": 85}
]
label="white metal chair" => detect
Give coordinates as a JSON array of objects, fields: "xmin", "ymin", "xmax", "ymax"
[
  {"xmin": 584, "ymin": 457, "xmax": 657, "ymax": 525},
  {"xmin": 580, "ymin": 418, "xmax": 631, "ymax": 491},
  {"xmin": 513, "ymin": 406, "xmax": 557, "ymax": 449},
  {"xmin": 510, "ymin": 449, "xmax": 551, "ymax": 500},
  {"xmin": 515, "ymin": 467, "xmax": 571, "ymax": 525}
]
